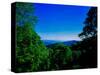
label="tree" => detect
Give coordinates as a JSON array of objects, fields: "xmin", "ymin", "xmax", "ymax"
[
  {"xmin": 15, "ymin": 2, "xmax": 49, "ymax": 72},
  {"xmin": 79, "ymin": 7, "xmax": 97, "ymax": 39},
  {"xmin": 78, "ymin": 7, "xmax": 97, "ymax": 68},
  {"xmin": 47, "ymin": 43, "xmax": 73, "ymax": 70},
  {"xmin": 16, "ymin": 23, "xmax": 49, "ymax": 72},
  {"xmin": 16, "ymin": 2, "xmax": 37, "ymax": 26}
]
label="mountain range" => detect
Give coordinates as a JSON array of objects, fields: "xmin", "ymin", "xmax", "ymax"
[{"xmin": 42, "ymin": 40, "xmax": 79, "ymax": 46}]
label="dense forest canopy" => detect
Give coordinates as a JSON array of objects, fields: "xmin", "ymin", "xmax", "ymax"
[
  {"xmin": 16, "ymin": 3, "xmax": 37, "ymax": 26},
  {"xmin": 16, "ymin": 3, "xmax": 49, "ymax": 72}
]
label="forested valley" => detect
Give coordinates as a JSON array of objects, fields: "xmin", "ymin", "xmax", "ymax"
[{"xmin": 15, "ymin": 3, "xmax": 97, "ymax": 72}]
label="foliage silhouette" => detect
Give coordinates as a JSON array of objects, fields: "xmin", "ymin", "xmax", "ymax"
[
  {"xmin": 79, "ymin": 7, "xmax": 97, "ymax": 39},
  {"xmin": 77, "ymin": 7, "xmax": 97, "ymax": 68}
]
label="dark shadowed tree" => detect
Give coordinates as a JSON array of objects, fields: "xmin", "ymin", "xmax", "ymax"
[
  {"xmin": 79, "ymin": 7, "xmax": 97, "ymax": 39},
  {"xmin": 78, "ymin": 7, "xmax": 97, "ymax": 68}
]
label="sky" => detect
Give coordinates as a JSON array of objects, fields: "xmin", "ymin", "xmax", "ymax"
[{"xmin": 34, "ymin": 3, "xmax": 90, "ymax": 41}]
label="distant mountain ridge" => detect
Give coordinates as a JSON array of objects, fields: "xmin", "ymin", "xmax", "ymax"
[
  {"xmin": 42, "ymin": 40, "xmax": 61, "ymax": 45},
  {"xmin": 42, "ymin": 40, "xmax": 79, "ymax": 46},
  {"xmin": 63, "ymin": 40, "xmax": 78, "ymax": 46}
]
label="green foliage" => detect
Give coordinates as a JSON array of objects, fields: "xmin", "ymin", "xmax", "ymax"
[
  {"xmin": 15, "ymin": 3, "xmax": 97, "ymax": 72},
  {"xmin": 47, "ymin": 43, "xmax": 73, "ymax": 70},
  {"xmin": 73, "ymin": 50, "xmax": 81, "ymax": 59},
  {"xmin": 15, "ymin": 2, "xmax": 49, "ymax": 72},
  {"xmin": 16, "ymin": 23, "xmax": 49, "ymax": 72},
  {"xmin": 65, "ymin": 47, "xmax": 73, "ymax": 61},
  {"xmin": 72, "ymin": 65, "xmax": 81, "ymax": 69},
  {"xmin": 16, "ymin": 2, "xmax": 37, "ymax": 26}
]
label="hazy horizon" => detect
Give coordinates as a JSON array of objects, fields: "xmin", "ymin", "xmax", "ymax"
[
  {"xmin": 38, "ymin": 33, "xmax": 81, "ymax": 41},
  {"xmin": 41, "ymin": 39, "xmax": 80, "ymax": 42}
]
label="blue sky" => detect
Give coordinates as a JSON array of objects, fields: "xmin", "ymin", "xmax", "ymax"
[{"xmin": 34, "ymin": 3, "xmax": 90, "ymax": 41}]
